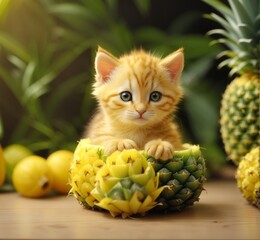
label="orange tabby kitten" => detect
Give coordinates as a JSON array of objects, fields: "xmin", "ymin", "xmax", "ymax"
[{"xmin": 84, "ymin": 47, "xmax": 184, "ymax": 160}]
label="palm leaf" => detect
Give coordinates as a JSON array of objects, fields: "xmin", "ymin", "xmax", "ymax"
[
  {"xmin": 46, "ymin": 73, "xmax": 87, "ymax": 117},
  {"xmin": 0, "ymin": 66, "xmax": 22, "ymax": 101},
  {"xmin": 21, "ymin": 61, "xmax": 36, "ymax": 90},
  {"xmin": 0, "ymin": 32, "xmax": 31, "ymax": 62},
  {"xmin": 51, "ymin": 41, "xmax": 93, "ymax": 75},
  {"xmin": 80, "ymin": 0, "xmax": 108, "ymax": 20},
  {"xmin": 23, "ymin": 72, "xmax": 55, "ymax": 103}
]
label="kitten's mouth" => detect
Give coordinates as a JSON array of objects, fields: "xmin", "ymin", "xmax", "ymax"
[
  {"xmin": 125, "ymin": 112, "xmax": 148, "ymax": 123},
  {"xmin": 137, "ymin": 117, "xmax": 145, "ymax": 120},
  {"xmin": 135, "ymin": 116, "xmax": 147, "ymax": 122}
]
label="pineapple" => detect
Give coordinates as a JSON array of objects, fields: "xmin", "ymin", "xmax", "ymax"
[
  {"xmin": 91, "ymin": 150, "xmax": 164, "ymax": 218},
  {"xmin": 69, "ymin": 139, "xmax": 206, "ymax": 217},
  {"xmin": 147, "ymin": 144, "xmax": 206, "ymax": 212},
  {"xmin": 69, "ymin": 139, "xmax": 106, "ymax": 209},
  {"xmin": 204, "ymin": 0, "xmax": 260, "ymax": 164},
  {"xmin": 236, "ymin": 147, "xmax": 260, "ymax": 209}
]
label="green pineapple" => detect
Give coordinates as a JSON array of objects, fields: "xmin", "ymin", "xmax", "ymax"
[
  {"xmin": 147, "ymin": 145, "xmax": 206, "ymax": 212},
  {"xmin": 69, "ymin": 139, "xmax": 206, "ymax": 217},
  {"xmin": 204, "ymin": 0, "xmax": 260, "ymax": 164}
]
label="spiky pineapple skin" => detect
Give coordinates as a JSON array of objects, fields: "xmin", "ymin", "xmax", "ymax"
[
  {"xmin": 147, "ymin": 145, "xmax": 206, "ymax": 212},
  {"xmin": 220, "ymin": 74, "xmax": 260, "ymax": 165},
  {"xmin": 69, "ymin": 139, "xmax": 106, "ymax": 209},
  {"xmin": 236, "ymin": 147, "xmax": 260, "ymax": 209}
]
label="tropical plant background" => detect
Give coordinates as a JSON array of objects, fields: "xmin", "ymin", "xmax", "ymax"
[{"xmin": 0, "ymin": 0, "xmax": 233, "ymax": 176}]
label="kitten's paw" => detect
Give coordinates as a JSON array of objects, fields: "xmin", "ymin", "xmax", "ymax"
[
  {"xmin": 104, "ymin": 139, "xmax": 138, "ymax": 155},
  {"xmin": 145, "ymin": 140, "xmax": 174, "ymax": 160}
]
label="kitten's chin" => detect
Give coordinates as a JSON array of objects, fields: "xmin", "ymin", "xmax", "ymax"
[
  {"xmin": 134, "ymin": 118, "xmax": 148, "ymax": 124},
  {"xmin": 124, "ymin": 117, "xmax": 151, "ymax": 126}
]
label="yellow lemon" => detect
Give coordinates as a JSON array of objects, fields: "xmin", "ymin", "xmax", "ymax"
[
  {"xmin": 47, "ymin": 150, "xmax": 73, "ymax": 194},
  {"xmin": 0, "ymin": 146, "xmax": 5, "ymax": 187},
  {"xmin": 12, "ymin": 155, "xmax": 53, "ymax": 198},
  {"xmin": 3, "ymin": 144, "xmax": 32, "ymax": 183}
]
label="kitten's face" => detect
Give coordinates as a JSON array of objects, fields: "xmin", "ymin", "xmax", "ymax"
[{"xmin": 93, "ymin": 48, "xmax": 184, "ymax": 127}]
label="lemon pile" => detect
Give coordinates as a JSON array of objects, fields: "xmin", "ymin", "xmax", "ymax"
[{"xmin": 0, "ymin": 144, "xmax": 73, "ymax": 198}]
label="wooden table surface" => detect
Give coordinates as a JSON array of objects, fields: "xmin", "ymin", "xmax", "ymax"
[{"xmin": 0, "ymin": 180, "xmax": 259, "ymax": 239}]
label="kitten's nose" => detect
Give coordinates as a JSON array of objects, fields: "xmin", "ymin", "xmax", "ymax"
[{"xmin": 136, "ymin": 110, "xmax": 146, "ymax": 117}]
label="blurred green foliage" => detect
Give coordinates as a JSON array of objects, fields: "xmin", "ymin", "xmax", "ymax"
[{"xmin": 0, "ymin": 0, "xmax": 228, "ymax": 175}]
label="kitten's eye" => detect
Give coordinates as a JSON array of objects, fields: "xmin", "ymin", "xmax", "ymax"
[
  {"xmin": 149, "ymin": 91, "xmax": 162, "ymax": 102},
  {"xmin": 120, "ymin": 91, "xmax": 132, "ymax": 102}
]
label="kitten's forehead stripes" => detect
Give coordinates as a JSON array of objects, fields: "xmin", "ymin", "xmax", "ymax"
[
  {"xmin": 128, "ymin": 73, "xmax": 133, "ymax": 92},
  {"xmin": 133, "ymin": 72, "xmax": 142, "ymax": 90}
]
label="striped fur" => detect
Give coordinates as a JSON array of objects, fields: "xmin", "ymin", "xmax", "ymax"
[{"xmin": 84, "ymin": 47, "xmax": 184, "ymax": 160}]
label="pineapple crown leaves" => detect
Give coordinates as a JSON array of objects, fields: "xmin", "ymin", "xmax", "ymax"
[{"xmin": 203, "ymin": 0, "xmax": 260, "ymax": 76}]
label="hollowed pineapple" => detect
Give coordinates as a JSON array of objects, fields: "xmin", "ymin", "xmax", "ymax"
[{"xmin": 69, "ymin": 139, "xmax": 206, "ymax": 218}]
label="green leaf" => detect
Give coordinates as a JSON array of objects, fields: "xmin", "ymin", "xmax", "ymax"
[
  {"xmin": 9, "ymin": 115, "xmax": 31, "ymax": 143},
  {"xmin": 48, "ymin": 3, "xmax": 93, "ymax": 30},
  {"xmin": 31, "ymin": 121, "xmax": 54, "ymax": 138},
  {"xmin": 49, "ymin": 3, "xmax": 90, "ymax": 19},
  {"xmin": 80, "ymin": 0, "xmax": 108, "ymax": 20},
  {"xmin": 0, "ymin": 66, "xmax": 21, "ymax": 101},
  {"xmin": 206, "ymin": 13, "xmax": 240, "ymax": 38},
  {"xmin": 56, "ymin": 27, "xmax": 86, "ymax": 44},
  {"xmin": 202, "ymin": 144, "xmax": 226, "ymax": 170},
  {"xmin": 237, "ymin": 23, "xmax": 256, "ymax": 39},
  {"xmin": 22, "ymin": 61, "xmax": 36, "ymax": 90},
  {"xmin": 182, "ymin": 54, "xmax": 215, "ymax": 85},
  {"xmin": 7, "ymin": 55, "xmax": 26, "ymax": 70},
  {"xmin": 229, "ymin": 62, "xmax": 248, "ymax": 76},
  {"xmin": 202, "ymin": 0, "xmax": 234, "ymax": 20},
  {"xmin": 255, "ymin": 14, "xmax": 260, "ymax": 32},
  {"xmin": 240, "ymin": 0, "xmax": 259, "ymax": 21},
  {"xmin": 0, "ymin": 0, "xmax": 11, "ymax": 21},
  {"xmin": 168, "ymin": 35, "xmax": 219, "ymax": 59},
  {"xmin": 184, "ymin": 88, "xmax": 219, "ymax": 144},
  {"xmin": 134, "ymin": 0, "xmax": 150, "ymax": 15},
  {"xmin": 207, "ymin": 29, "xmax": 237, "ymax": 42},
  {"xmin": 214, "ymin": 38, "xmax": 241, "ymax": 52},
  {"xmin": 169, "ymin": 11, "xmax": 201, "ymax": 34},
  {"xmin": 28, "ymin": 141, "xmax": 53, "ymax": 153},
  {"xmin": 105, "ymin": 0, "xmax": 118, "ymax": 15},
  {"xmin": 228, "ymin": 0, "xmax": 254, "ymax": 26},
  {"xmin": 0, "ymin": 32, "xmax": 31, "ymax": 62},
  {"xmin": 134, "ymin": 27, "xmax": 167, "ymax": 44},
  {"xmin": 46, "ymin": 73, "xmax": 87, "ymax": 117},
  {"xmin": 51, "ymin": 41, "xmax": 93, "ymax": 76},
  {"xmin": 217, "ymin": 58, "xmax": 232, "ymax": 69},
  {"xmin": 23, "ymin": 72, "xmax": 55, "ymax": 102},
  {"xmin": 101, "ymin": 24, "xmax": 133, "ymax": 53}
]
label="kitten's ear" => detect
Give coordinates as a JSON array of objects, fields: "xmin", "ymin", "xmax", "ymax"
[
  {"xmin": 160, "ymin": 48, "xmax": 184, "ymax": 82},
  {"xmin": 95, "ymin": 47, "xmax": 119, "ymax": 83}
]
